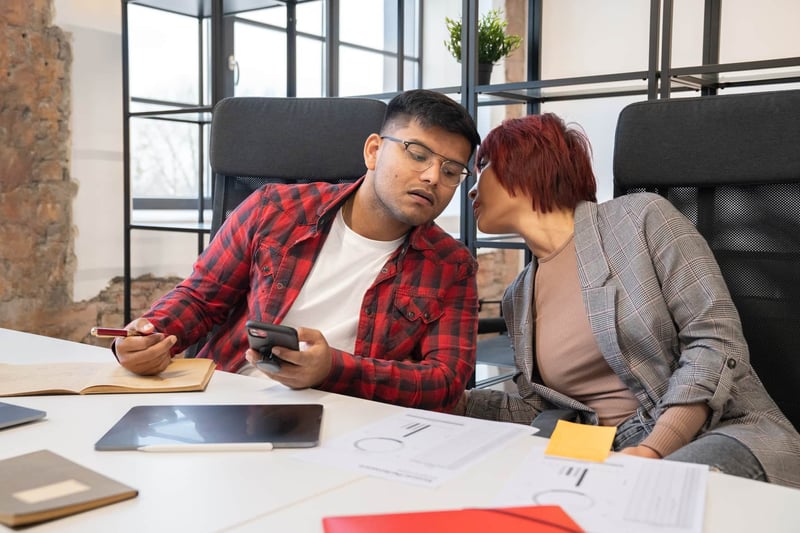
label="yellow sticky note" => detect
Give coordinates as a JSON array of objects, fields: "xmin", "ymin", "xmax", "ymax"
[{"xmin": 544, "ymin": 420, "xmax": 616, "ymax": 462}]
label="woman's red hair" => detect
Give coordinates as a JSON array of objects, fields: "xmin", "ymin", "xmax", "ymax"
[{"xmin": 476, "ymin": 113, "xmax": 597, "ymax": 213}]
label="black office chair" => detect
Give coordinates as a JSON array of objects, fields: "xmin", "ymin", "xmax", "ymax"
[
  {"xmin": 613, "ymin": 89, "xmax": 800, "ymax": 430},
  {"xmin": 183, "ymin": 96, "xmax": 387, "ymax": 357},
  {"xmin": 207, "ymin": 96, "xmax": 388, "ymax": 239}
]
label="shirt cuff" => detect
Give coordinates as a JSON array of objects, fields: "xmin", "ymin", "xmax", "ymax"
[
  {"xmin": 641, "ymin": 403, "xmax": 710, "ymax": 458},
  {"xmin": 464, "ymin": 388, "xmax": 505, "ymax": 420},
  {"xmin": 316, "ymin": 347, "xmax": 346, "ymax": 392}
]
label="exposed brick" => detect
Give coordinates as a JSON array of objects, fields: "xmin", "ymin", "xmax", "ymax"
[{"xmin": 0, "ymin": 0, "xmax": 75, "ymax": 334}]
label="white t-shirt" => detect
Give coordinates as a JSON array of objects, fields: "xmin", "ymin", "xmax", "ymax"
[{"xmin": 281, "ymin": 207, "xmax": 405, "ymax": 353}]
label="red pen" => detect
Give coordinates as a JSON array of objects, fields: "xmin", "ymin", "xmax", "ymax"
[{"xmin": 90, "ymin": 327, "xmax": 153, "ymax": 338}]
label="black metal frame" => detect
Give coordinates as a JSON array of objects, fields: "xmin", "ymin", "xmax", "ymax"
[
  {"xmin": 457, "ymin": 0, "xmax": 800, "ymax": 263},
  {"xmin": 452, "ymin": 0, "xmax": 800, "ymax": 387},
  {"xmin": 122, "ymin": 0, "xmax": 424, "ymax": 322},
  {"xmin": 122, "ymin": 0, "xmax": 217, "ymax": 322},
  {"xmin": 122, "ymin": 0, "xmax": 800, "ymax": 325}
]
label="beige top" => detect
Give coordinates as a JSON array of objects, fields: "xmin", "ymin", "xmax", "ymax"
[
  {"xmin": 467, "ymin": 197, "xmax": 798, "ymax": 486},
  {"xmin": 534, "ymin": 234, "xmax": 639, "ymax": 427},
  {"xmin": 533, "ymin": 234, "xmax": 709, "ymax": 456}
]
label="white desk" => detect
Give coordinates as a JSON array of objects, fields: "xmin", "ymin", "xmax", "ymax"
[{"xmin": 2, "ymin": 328, "xmax": 799, "ymax": 532}]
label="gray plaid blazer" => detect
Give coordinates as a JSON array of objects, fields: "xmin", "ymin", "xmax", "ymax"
[{"xmin": 466, "ymin": 193, "xmax": 800, "ymax": 487}]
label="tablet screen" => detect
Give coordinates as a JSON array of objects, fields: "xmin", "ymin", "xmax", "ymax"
[{"xmin": 95, "ymin": 404, "xmax": 322, "ymax": 451}]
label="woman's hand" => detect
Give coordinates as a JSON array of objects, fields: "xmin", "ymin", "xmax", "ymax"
[{"xmin": 618, "ymin": 445, "xmax": 661, "ymax": 459}]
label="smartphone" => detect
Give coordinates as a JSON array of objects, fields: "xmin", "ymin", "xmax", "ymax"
[{"xmin": 245, "ymin": 320, "xmax": 299, "ymax": 373}]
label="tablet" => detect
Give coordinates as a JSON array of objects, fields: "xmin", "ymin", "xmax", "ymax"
[
  {"xmin": 0, "ymin": 401, "xmax": 46, "ymax": 430},
  {"xmin": 95, "ymin": 404, "xmax": 323, "ymax": 451}
]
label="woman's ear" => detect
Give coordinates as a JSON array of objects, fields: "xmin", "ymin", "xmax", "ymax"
[{"xmin": 363, "ymin": 133, "xmax": 382, "ymax": 171}]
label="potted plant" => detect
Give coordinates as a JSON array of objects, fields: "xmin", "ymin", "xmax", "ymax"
[{"xmin": 444, "ymin": 9, "xmax": 522, "ymax": 84}]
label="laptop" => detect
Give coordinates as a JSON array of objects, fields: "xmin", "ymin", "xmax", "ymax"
[
  {"xmin": 95, "ymin": 404, "xmax": 323, "ymax": 451},
  {"xmin": 0, "ymin": 401, "xmax": 46, "ymax": 430}
]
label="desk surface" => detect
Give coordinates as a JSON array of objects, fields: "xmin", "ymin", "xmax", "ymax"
[{"xmin": 2, "ymin": 328, "xmax": 799, "ymax": 533}]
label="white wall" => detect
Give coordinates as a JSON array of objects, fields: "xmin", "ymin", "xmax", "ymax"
[
  {"xmin": 421, "ymin": 0, "xmax": 462, "ymax": 89},
  {"xmin": 538, "ymin": 0, "xmax": 800, "ymax": 201},
  {"xmin": 54, "ymin": 1, "xmax": 123, "ymax": 301},
  {"xmin": 55, "ymin": 0, "xmax": 199, "ymax": 301}
]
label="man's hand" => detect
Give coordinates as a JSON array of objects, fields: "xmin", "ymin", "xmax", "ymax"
[
  {"xmin": 618, "ymin": 445, "xmax": 661, "ymax": 459},
  {"xmin": 245, "ymin": 327, "xmax": 332, "ymax": 389},
  {"xmin": 114, "ymin": 318, "xmax": 177, "ymax": 376}
]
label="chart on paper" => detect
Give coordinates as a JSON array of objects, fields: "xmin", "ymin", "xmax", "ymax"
[
  {"xmin": 495, "ymin": 451, "xmax": 708, "ymax": 533},
  {"xmin": 295, "ymin": 409, "xmax": 532, "ymax": 486}
]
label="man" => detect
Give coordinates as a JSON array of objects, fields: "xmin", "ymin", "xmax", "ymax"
[{"xmin": 114, "ymin": 89, "xmax": 481, "ymax": 412}]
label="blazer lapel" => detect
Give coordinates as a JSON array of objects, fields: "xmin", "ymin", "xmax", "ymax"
[
  {"xmin": 573, "ymin": 203, "xmax": 632, "ymax": 380},
  {"xmin": 509, "ymin": 263, "xmax": 536, "ymax": 380},
  {"xmin": 573, "ymin": 202, "xmax": 610, "ymax": 288}
]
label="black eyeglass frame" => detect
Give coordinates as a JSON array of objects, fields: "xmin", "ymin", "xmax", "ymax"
[{"xmin": 380, "ymin": 135, "xmax": 472, "ymax": 186}]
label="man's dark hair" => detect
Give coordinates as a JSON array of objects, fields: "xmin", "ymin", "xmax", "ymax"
[{"xmin": 382, "ymin": 89, "xmax": 481, "ymax": 156}]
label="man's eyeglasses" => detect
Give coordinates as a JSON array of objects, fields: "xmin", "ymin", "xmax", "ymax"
[{"xmin": 381, "ymin": 136, "xmax": 471, "ymax": 187}]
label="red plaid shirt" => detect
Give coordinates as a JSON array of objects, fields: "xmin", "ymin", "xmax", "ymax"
[{"xmin": 144, "ymin": 179, "xmax": 478, "ymax": 411}]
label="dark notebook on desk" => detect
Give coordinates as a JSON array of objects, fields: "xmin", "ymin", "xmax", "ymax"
[{"xmin": 0, "ymin": 401, "xmax": 46, "ymax": 430}]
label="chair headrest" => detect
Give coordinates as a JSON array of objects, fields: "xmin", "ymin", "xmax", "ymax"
[
  {"xmin": 613, "ymin": 89, "xmax": 800, "ymax": 188},
  {"xmin": 209, "ymin": 96, "xmax": 388, "ymax": 180}
]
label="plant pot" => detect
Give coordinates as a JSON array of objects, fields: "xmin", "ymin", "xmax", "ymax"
[{"xmin": 478, "ymin": 63, "xmax": 494, "ymax": 85}]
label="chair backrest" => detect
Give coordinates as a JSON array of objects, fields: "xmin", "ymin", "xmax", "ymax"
[
  {"xmin": 208, "ymin": 96, "xmax": 388, "ymax": 238},
  {"xmin": 613, "ymin": 89, "xmax": 800, "ymax": 430}
]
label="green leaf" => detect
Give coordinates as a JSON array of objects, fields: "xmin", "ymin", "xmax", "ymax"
[{"xmin": 444, "ymin": 9, "xmax": 522, "ymax": 65}]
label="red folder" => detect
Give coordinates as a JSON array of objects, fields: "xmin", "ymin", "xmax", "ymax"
[{"xmin": 322, "ymin": 505, "xmax": 584, "ymax": 533}]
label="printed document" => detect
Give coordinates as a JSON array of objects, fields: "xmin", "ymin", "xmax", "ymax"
[
  {"xmin": 296, "ymin": 409, "xmax": 532, "ymax": 486},
  {"xmin": 495, "ymin": 450, "xmax": 708, "ymax": 533}
]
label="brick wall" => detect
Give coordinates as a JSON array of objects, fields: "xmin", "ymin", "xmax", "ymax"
[
  {"xmin": 0, "ymin": 0, "xmax": 76, "ymax": 333},
  {"xmin": 476, "ymin": 248, "xmax": 524, "ymax": 321},
  {"xmin": 0, "ymin": 2, "xmax": 180, "ymax": 347}
]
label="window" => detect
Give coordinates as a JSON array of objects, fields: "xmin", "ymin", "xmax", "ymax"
[{"xmin": 129, "ymin": 0, "xmax": 422, "ymax": 211}]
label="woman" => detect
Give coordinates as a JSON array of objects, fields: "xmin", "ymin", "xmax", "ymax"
[{"xmin": 460, "ymin": 113, "xmax": 800, "ymax": 488}]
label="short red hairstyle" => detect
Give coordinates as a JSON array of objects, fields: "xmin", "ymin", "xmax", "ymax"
[{"xmin": 476, "ymin": 113, "xmax": 597, "ymax": 213}]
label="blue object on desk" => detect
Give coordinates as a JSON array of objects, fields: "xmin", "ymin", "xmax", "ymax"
[{"xmin": 0, "ymin": 401, "xmax": 46, "ymax": 430}]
